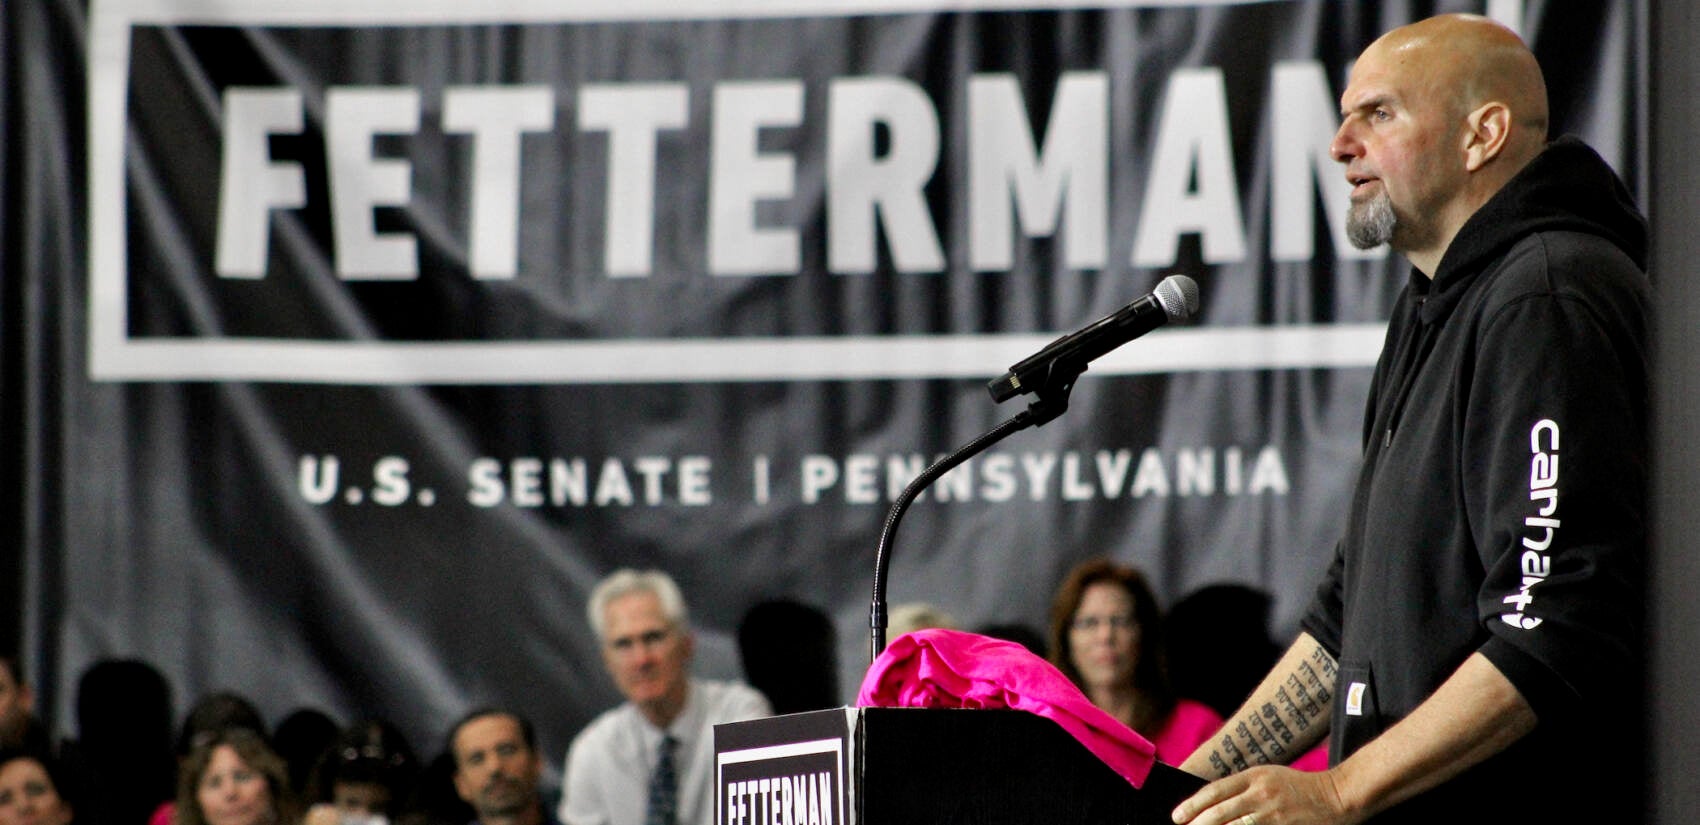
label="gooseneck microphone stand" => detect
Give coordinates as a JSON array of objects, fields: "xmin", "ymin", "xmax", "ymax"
[{"xmin": 868, "ymin": 357, "xmax": 1086, "ymax": 662}]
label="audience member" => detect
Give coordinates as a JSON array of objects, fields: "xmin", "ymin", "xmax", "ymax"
[
  {"xmin": 1164, "ymin": 583, "xmax": 1330, "ymax": 771},
  {"xmin": 1046, "ymin": 558, "xmax": 1222, "ymax": 765},
  {"xmin": 175, "ymin": 728, "xmax": 298, "ymax": 825},
  {"xmin": 272, "ymin": 708, "xmax": 341, "ymax": 801},
  {"xmin": 0, "ymin": 749, "xmax": 78, "ymax": 825},
  {"xmin": 886, "ymin": 602, "xmax": 957, "ymax": 638},
  {"xmin": 0, "ymin": 658, "xmax": 50, "ymax": 757},
  {"xmin": 736, "ymin": 599, "xmax": 839, "ymax": 715},
  {"xmin": 60, "ymin": 659, "xmax": 175, "ymax": 825},
  {"xmin": 176, "ymin": 693, "xmax": 269, "ymax": 757},
  {"xmin": 151, "ymin": 691, "xmax": 271, "ymax": 825},
  {"xmin": 1162, "ymin": 584, "xmax": 1280, "ymax": 719},
  {"xmin": 560, "ymin": 569, "xmax": 771, "ymax": 825},
  {"xmin": 396, "ymin": 751, "xmax": 472, "ymax": 825},
  {"xmin": 447, "ymin": 710, "xmax": 554, "ymax": 825},
  {"xmin": 304, "ymin": 719, "xmax": 419, "ymax": 825},
  {"xmin": 972, "ymin": 623, "xmax": 1048, "ymax": 659}
]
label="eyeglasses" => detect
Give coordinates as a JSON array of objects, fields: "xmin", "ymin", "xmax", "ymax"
[
  {"xmin": 1070, "ymin": 614, "xmax": 1137, "ymax": 634},
  {"xmin": 605, "ymin": 627, "xmax": 674, "ymax": 654},
  {"xmin": 340, "ymin": 744, "xmax": 408, "ymax": 767}
]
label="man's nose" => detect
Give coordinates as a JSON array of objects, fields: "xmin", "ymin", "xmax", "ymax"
[{"xmin": 1329, "ymin": 121, "xmax": 1358, "ymax": 164}]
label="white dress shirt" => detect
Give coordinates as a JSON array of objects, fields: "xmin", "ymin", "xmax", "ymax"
[{"xmin": 560, "ymin": 678, "xmax": 771, "ymax": 825}]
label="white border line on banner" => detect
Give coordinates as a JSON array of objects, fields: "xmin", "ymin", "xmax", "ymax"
[
  {"xmin": 86, "ymin": 326, "xmax": 1387, "ymax": 385},
  {"xmin": 98, "ymin": 0, "xmax": 1288, "ymax": 25},
  {"xmin": 86, "ymin": 0, "xmax": 1380, "ymax": 385}
]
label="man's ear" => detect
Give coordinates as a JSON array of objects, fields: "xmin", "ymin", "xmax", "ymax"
[{"xmin": 1463, "ymin": 101, "xmax": 1512, "ymax": 172}]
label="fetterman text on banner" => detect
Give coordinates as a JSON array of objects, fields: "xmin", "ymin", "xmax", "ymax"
[{"xmin": 14, "ymin": 0, "xmax": 1639, "ymax": 758}]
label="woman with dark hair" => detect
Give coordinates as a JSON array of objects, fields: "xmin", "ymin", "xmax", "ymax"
[
  {"xmin": 0, "ymin": 749, "xmax": 77, "ymax": 825},
  {"xmin": 1047, "ymin": 558, "xmax": 1223, "ymax": 765},
  {"xmin": 303, "ymin": 720, "xmax": 418, "ymax": 825},
  {"xmin": 150, "ymin": 691, "xmax": 272, "ymax": 825},
  {"xmin": 176, "ymin": 729, "xmax": 297, "ymax": 825}
]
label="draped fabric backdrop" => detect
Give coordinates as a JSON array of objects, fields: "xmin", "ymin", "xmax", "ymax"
[{"xmin": 1, "ymin": 0, "xmax": 1644, "ymax": 767}]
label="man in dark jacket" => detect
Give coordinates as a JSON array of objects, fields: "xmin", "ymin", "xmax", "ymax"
[{"xmin": 1172, "ymin": 13, "xmax": 1648, "ymax": 825}]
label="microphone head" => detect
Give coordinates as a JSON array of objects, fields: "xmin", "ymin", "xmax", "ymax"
[{"xmin": 1153, "ymin": 274, "xmax": 1200, "ymax": 321}]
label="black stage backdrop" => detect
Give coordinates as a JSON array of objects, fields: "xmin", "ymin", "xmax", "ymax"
[{"xmin": 1, "ymin": 0, "xmax": 1644, "ymax": 768}]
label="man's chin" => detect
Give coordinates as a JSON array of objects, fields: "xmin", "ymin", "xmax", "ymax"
[
  {"xmin": 624, "ymin": 681, "xmax": 673, "ymax": 705},
  {"xmin": 479, "ymin": 795, "xmax": 530, "ymax": 818}
]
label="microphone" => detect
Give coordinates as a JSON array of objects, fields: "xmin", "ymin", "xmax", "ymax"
[{"xmin": 987, "ymin": 274, "xmax": 1199, "ymax": 403}]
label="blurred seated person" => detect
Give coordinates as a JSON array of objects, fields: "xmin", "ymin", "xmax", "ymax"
[
  {"xmin": 0, "ymin": 657, "xmax": 50, "ymax": 757},
  {"xmin": 1164, "ymin": 583, "xmax": 1329, "ymax": 771},
  {"xmin": 151, "ymin": 691, "xmax": 272, "ymax": 825},
  {"xmin": 1047, "ymin": 558, "xmax": 1223, "ymax": 765},
  {"xmin": 176, "ymin": 728, "xmax": 298, "ymax": 825},
  {"xmin": 447, "ymin": 709, "xmax": 554, "ymax": 825},
  {"xmin": 271, "ymin": 708, "xmax": 340, "ymax": 801},
  {"xmin": 1163, "ymin": 583, "xmax": 1281, "ymax": 720},
  {"xmin": 972, "ymin": 622, "xmax": 1048, "ymax": 659},
  {"xmin": 560, "ymin": 569, "xmax": 770, "ymax": 825},
  {"xmin": 303, "ymin": 719, "xmax": 420, "ymax": 825},
  {"xmin": 737, "ymin": 598, "xmax": 840, "ymax": 715},
  {"xmin": 393, "ymin": 751, "xmax": 472, "ymax": 825},
  {"xmin": 0, "ymin": 749, "xmax": 78, "ymax": 825},
  {"xmin": 61, "ymin": 659, "xmax": 175, "ymax": 825},
  {"xmin": 886, "ymin": 602, "xmax": 957, "ymax": 638}
]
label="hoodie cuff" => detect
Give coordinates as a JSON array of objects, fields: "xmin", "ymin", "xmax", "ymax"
[{"xmin": 1478, "ymin": 635, "xmax": 1574, "ymax": 725}]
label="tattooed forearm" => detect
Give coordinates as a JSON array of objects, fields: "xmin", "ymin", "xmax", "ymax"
[
  {"xmin": 1208, "ymin": 728, "xmax": 1251, "ymax": 775},
  {"xmin": 1260, "ymin": 704, "xmax": 1296, "ymax": 746},
  {"xmin": 1235, "ymin": 715, "xmax": 1285, "ymax": 764},
  {"xmin": 1189, "ymin": 638, "xmax": 1338, "ymax": 779},
  {"xmin": 1311, "ymin": 643, "xmax": 1339, "ymax": 680}
]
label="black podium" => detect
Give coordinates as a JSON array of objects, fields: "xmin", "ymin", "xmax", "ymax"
[{"xmin": 714, "ymin": 707, "xmax": 1205, "ymax": 825}]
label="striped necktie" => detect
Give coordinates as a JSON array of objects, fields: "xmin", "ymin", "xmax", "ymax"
[{"xmin": 646, "ymin": 733, "xmax": 679, "ymax": 825}]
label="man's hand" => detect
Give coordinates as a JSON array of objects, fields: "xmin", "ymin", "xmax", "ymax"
[{"xmin": 1171, "ymin": 766, "xmax": 1358, "ymax": 825}]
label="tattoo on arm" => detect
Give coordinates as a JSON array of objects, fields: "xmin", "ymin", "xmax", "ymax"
[{"xmin": 1195, "ymin": 640, "xmax": 1337, "ymax": 779}]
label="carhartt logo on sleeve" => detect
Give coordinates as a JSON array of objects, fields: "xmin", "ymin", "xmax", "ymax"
[
  {"xmin": 1502, "ymin": 418, "xmax": 1558, "ymax": 631},
  {"xmin": 1345, "ymin": 682, "xmax": 1367, "ymax": 716}
]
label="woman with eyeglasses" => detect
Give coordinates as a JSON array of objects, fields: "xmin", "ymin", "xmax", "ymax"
[{"xmin": 1046, "ymin": 557, "xmax": 1224, "ymax": 765}]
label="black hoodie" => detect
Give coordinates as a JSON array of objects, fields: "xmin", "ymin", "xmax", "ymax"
[{"xmin": 1300, "ymin": 136, "xmax": 1650, "ymax": 823}]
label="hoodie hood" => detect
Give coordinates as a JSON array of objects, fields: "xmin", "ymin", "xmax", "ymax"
[{"xmin": 1418, "ymin": 135, "xmax": 1647, "ymax": 324}]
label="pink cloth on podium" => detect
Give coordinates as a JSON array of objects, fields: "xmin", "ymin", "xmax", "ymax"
[{"xmin": 856, "ymin": 628, "xmax": 1157, "ymax": 787}]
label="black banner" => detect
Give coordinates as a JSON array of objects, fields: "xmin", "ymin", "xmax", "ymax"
[{"xmin": 3, "ymin": 0, "xmax": 1643, "ymax": 768}]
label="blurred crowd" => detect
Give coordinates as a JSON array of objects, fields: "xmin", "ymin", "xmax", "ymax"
[{"xmin": 1, "ymin": 560, "xmax": 1298, "ymax": 825}]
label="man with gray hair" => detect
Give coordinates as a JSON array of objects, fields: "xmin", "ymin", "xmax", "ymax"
[{"xmin": 559, "ymin": 569, "xmax": 771, "ymax": 825}]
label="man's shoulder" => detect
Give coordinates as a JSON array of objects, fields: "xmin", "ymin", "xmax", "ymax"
[
  {"xmin": 1463, "ymin": 230, "xmax": 1649, "ymax": 336},
  {"xmin": 691, "ymin": 677, "xmax": 773, "ymax": 720},
  {"xmin": 568, "ymin": 701, "xmax": 644, "ymax": 749},
  {"xmin": 1492, "ymin": 230, "xmax": 1647, "ymax": 298}
]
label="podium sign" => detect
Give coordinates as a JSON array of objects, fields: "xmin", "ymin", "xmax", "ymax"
[{"xmin": 715, "ymin": 708, "xmax": 856, "ymax": 825}]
